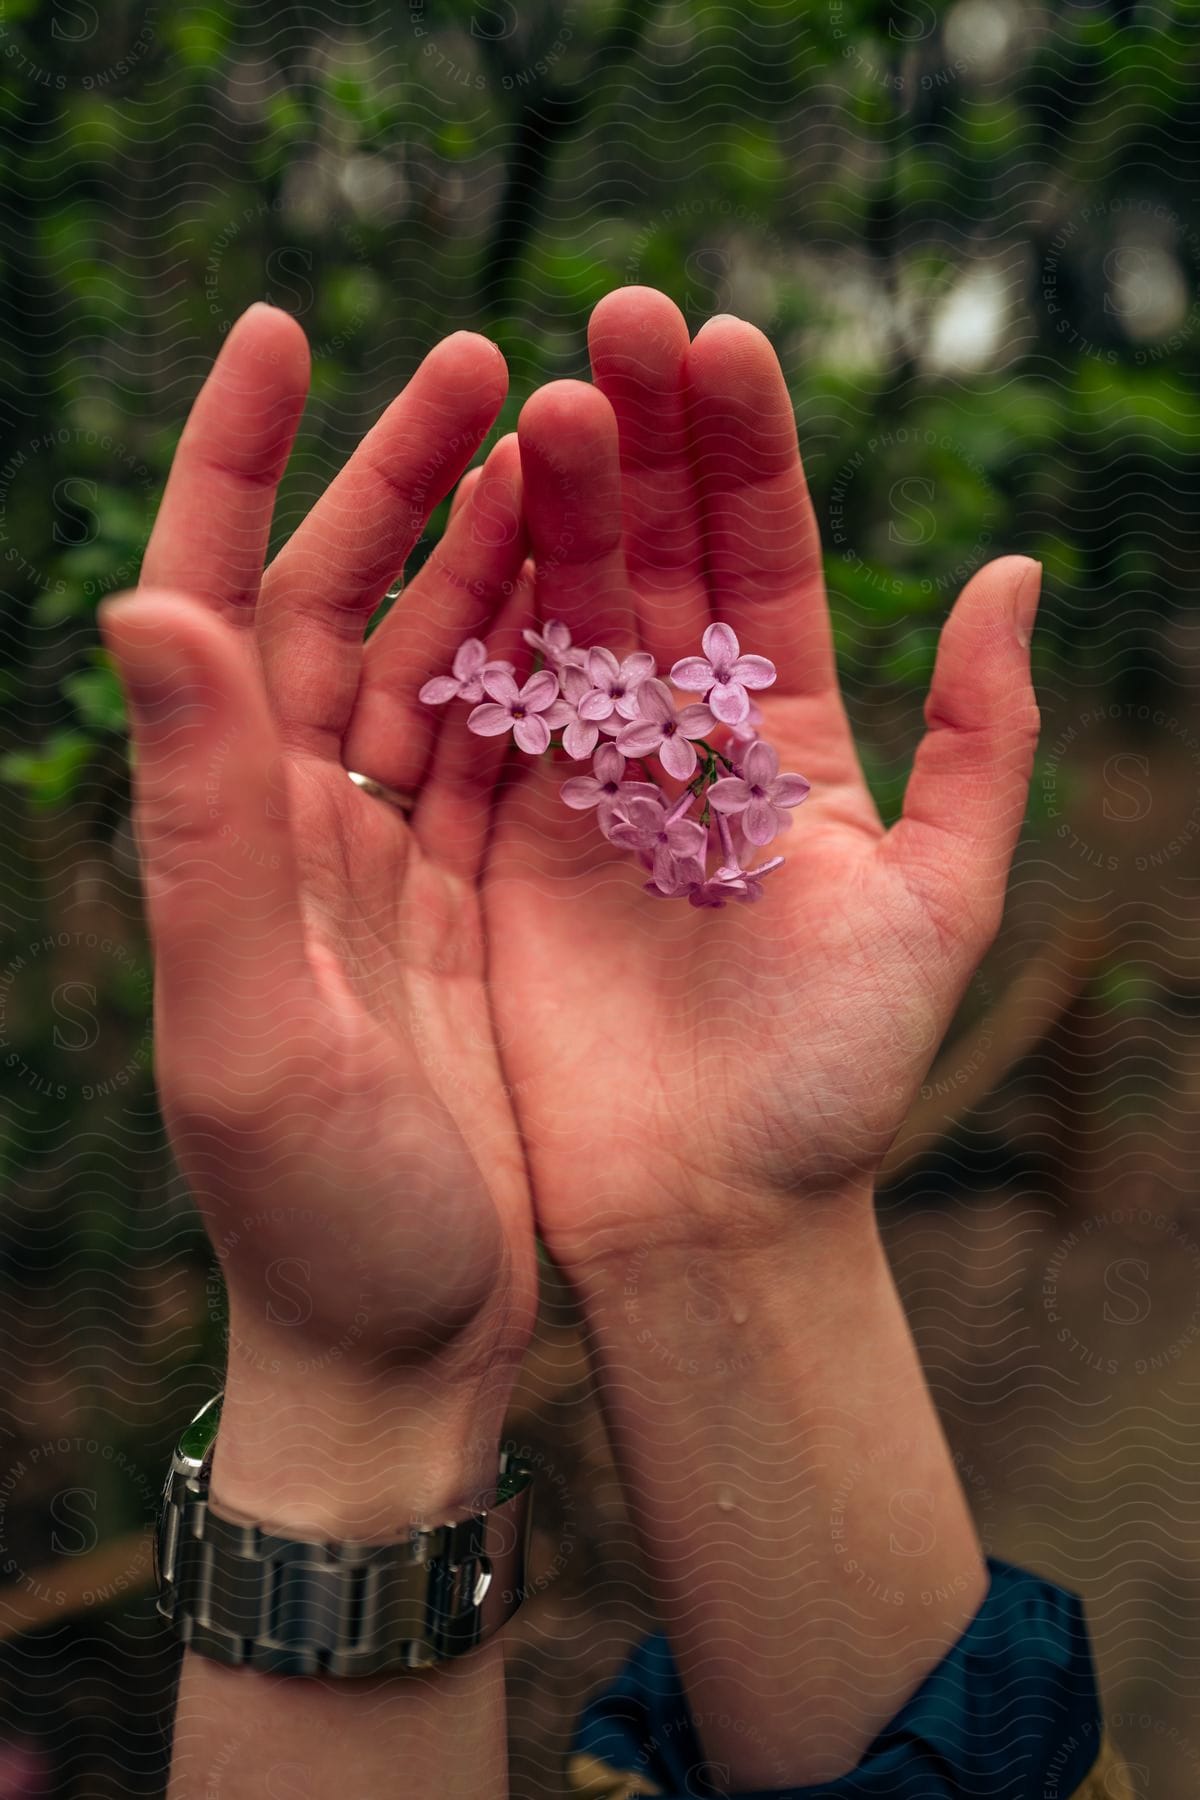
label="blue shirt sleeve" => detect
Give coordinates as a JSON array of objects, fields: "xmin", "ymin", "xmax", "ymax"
[{"xmin": 570, "ymin": 1559, "xmax": 1103, "ymax": 1798}]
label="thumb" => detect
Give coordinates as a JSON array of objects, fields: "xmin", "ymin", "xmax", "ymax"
[
  {"xmin": 880, "ymin": 554, "xmax": 1042, "ymax": 951},
  {"xmin": 99, "ymin": 589, "xmax": 312, "ymax": 1093}
]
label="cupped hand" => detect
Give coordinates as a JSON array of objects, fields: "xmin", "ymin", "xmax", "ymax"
[
  {"xmin": 102, "ymin": 305, "xmax": 539, "ymax": 1516},
  {"xmin": 481, "ymin": 288, "xmax": 1041, "ymax": 1277}
]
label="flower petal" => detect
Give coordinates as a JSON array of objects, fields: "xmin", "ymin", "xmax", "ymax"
[
  {"xmin": 701, "ymin": 621, "xmax": 740, "ymax": 673},
  {"xmin": 563, "ymin": 717, "xmax": 599, "ymax": 759},
  {"xmin": 636, "ymin": 677, "xmax": 675, "ymax": 724},
  {"xmin": 586, "ymin": 646, "xmax": 619, "ymax": 684},
  {"xmin": 707, "ymin": 777, "xmax": 751, "ymax": 814},
  {"xmin": 560, "ymin": 777, "xmax": 602, "ymax": 810},
  {"xmin": 578, "ymin": 688, "xmax": 614, "ymax": 721},
  {"xmin": 482, "ymin": 668, "xmax": 519, "ymax": 705},
  {"xmin": 676, "ymin": 702, "xmax": 716, "ymax": 738},
  {"xmin": 668, "ymin": 656, "xmax": 715, "ymax": 693},
  {"xmin": 468, "ymin": 702, "xmax": 516, "ymax": 737},
  {"xmin": 522, "ymin": 669, "xmax": 561, "ymax": 711},
  {"xmin": 659, "ymin": 733, "xmax": 699, "ymax": 781},
  {"xmin": 744, "ymin": 740, "xmax": 780, "ymax": 786},
  {"xmin": 620, "ymin": 651, "xmax": 656, "ymax": 683},
  {"xmin": 616, "ymin": 780, "xmax": 662, "ymax": 807},
  {"xmin": 513, "ymin": 713, "xmax": 552, "ymax": 755},
  {"xmin": 616, "ymin": 720, "xmax": 665, "ymax": 757},
  {"xmin": 419, "ymin": 675, "xmax": 462, "ymax": 705},
  {"xmin": 743, "ymin": 796, "xmax": 780, "ymax": 845},
  {"xmin": 652, "ymin": 842, "xmax": 683, "ymax": 889},
  {"xmin": 709, "ymin": 681, "xmax": 750, "ymax": 725},
  {"xmin": 593, "ymin": 744, "xmax": 625, "ymax": 784},
  {"xmin": 730, "ymin": 654, "xmax": 777, "ymax": 691},
  {"xmin": 666, "ymin": 818, "xmax": 707, "ymax": 855},
  {"xmin": 561, "ymin": 664, "xmax": 592, "ymax": 702},
  {"xmin": 541, "ymin": 698, "xmax": 573, "ymax": 729},
  {"xmin": 622, "ymin": 796, "xmax": 666, "ymax": 834},
  {"xmin": 670, "ymin": 854, "xmax": 707, "ymax": 892},
  {"xmin": 452, "ymin": 637, "xmax": 488, "ymax": 679},
  {"xmin": 771, "ymin": 774, "xmax": 811, "ymax": 808}
]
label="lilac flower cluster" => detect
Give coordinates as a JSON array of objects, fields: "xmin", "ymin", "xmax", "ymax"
[{"xmin": 419, "ymin": 621, "xmax": 810, "ymax": 906}]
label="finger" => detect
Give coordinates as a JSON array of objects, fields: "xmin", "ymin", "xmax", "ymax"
[
  {"xmin": 587, "ymin": 287, "xmax": 710, "ymax": 668},
  {"xmin": 257, "ymin": 332, "xmax": 508, "ymax": 749},
  {"xmin": 139, "ymin": 305, "xmax": 310, "ymax": 620},
  {"xmin": 516, "ymin": 379, "xmax": 637, "ymax": 654},
  {"xmin": 685, "ymin": 315, "xmax": 832, "ymax": 698},
  {"xmin": 347, "ymin": 434, "xmax": 528, "ymax": 793},
  {"xmin": 449, "ymin": 466, "xmax": 483, "ymax": 521},
  {"xmin": 98, "ymin": 589, "xmax": 313, "ymax": 1104},
  {"xmin": 411, "ymin": 563, "xmax": 536, "ymax": 881},
  {"xmin": 880, "ymin": 555, "xmax": 1042, "ymax": 950}
]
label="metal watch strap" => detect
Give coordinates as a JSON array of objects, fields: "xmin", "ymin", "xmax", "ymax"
[{"xmin": 156, "ymin": 1396, "xmax": 535, "ymax": 1675}]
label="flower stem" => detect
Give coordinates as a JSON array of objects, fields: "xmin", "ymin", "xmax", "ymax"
[{"xmin": 696, "ymin": 738, "xmax": 736, "ymax": 772}]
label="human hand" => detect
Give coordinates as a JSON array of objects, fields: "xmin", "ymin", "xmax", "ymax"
[
  {"xmin": 482, "ymin": 287, "xmax": 1040, "ymax": 1285},
  {"xmin": 102, "ymin": 305, "xmax": 538, "ymax": 1532}
]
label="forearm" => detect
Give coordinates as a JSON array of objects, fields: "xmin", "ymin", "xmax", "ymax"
[
  {"xmin": 574, "ymin": 1194, "xmax": 985, "ymax": 1789},
  {"xmin": 170, "ymin": 1630, "xmax": 507, "ymax": 1800},
  {"xmin": 167, "ymin": 1333, "xmax": 515, "ymax": 1800}
]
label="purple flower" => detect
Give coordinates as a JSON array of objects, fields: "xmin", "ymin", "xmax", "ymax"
[
  {"xmin": 669, "ymin": 623, "xmax": 776, "ymax": 726},
  {"xmin": 522, "ymin": 619, "xmax": 584, "ymax": 668},
  {"xmin": 419, "ymin": 638, "xmax": 516, "ymax": 706},
  {"xmin": 560, "ymin": 745, "xmax": 659, "ymax": 819},
  {"xmin": 547, "ymin": 664, "xmax": 604, "ymax": 760},
  {"xmin": 646, "ymin": 855, "xmax": 708, "ymax": 899},
  {"xmin": 708, "ymin": 741, "xmax": 810, "ymax": 845},
  {"xmin": 576, "ymin": 647, "xmax": 656, "ymax": 724},
  {"xmin": 687, "ymin": 857, "xmax": 785, "ymax": 907},
  {"xmin": 614, "ymin": 678, "xmax": 715, "ymax": 781},
  {"xmin": 607, "ymin": 794, "xmax": 707, "ymax": 890},
  {"xmin": 468, "ymin": 668, "xmax": 563, "ymax": 755}
]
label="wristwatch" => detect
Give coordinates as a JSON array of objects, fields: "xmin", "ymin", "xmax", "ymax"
[{"xmin": 155, "ymin": 1394, "xmax": 535, "ymax": 1676}]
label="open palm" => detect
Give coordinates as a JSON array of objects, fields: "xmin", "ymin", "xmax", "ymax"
[
  {"xmin": 105, "ymin": 304, "xmax": 538, "ymax": 1377},
  {"xmin": 480, "ymin": 289, "xmax": 1041, "ymax": 1275}
]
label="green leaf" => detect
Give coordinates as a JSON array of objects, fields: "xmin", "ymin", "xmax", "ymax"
[
  {"xmin": 0, "ymin": 734, "xmax": 95, "ymax": 809},
  {"xmin": 62, "ymin": 658, "xmax": 128, "ymax": 735}
]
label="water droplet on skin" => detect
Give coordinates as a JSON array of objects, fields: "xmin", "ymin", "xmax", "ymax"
[
  {"xmin": 731, "ymin": 1303, "xmax": 749, "ymax": 1326},
  {"xmin": 715, "ymin": 1486, "xmax": 735, "ymax": 1512}
]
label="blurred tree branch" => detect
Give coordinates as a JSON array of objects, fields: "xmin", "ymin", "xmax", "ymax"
[{"xmin": 479, "ymin": 0, "xmax": 665, "ymax": 317}]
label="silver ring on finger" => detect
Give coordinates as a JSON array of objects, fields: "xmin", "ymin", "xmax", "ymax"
[{"xmin": 346, "ymin": 769, "xmax": 417, "ymax": 816}]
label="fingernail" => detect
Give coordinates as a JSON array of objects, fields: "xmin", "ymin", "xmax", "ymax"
[{"xmin": 1013, "ymin": 559, "xmax": 1042, "ymax": 649}]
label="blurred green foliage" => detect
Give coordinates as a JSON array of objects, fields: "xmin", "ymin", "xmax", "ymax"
[{"xmin": 0, "ymin": 3, "xmax": 1195, "ymax": 784}]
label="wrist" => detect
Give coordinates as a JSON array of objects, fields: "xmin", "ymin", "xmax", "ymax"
[
  {"xmin": 569, "ymin": 1178, "xmax": 882, "ymax": 1351},
  {"xmin": 210, "ymin": 1327, "xmax": 520, "ymax": 1539}
]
